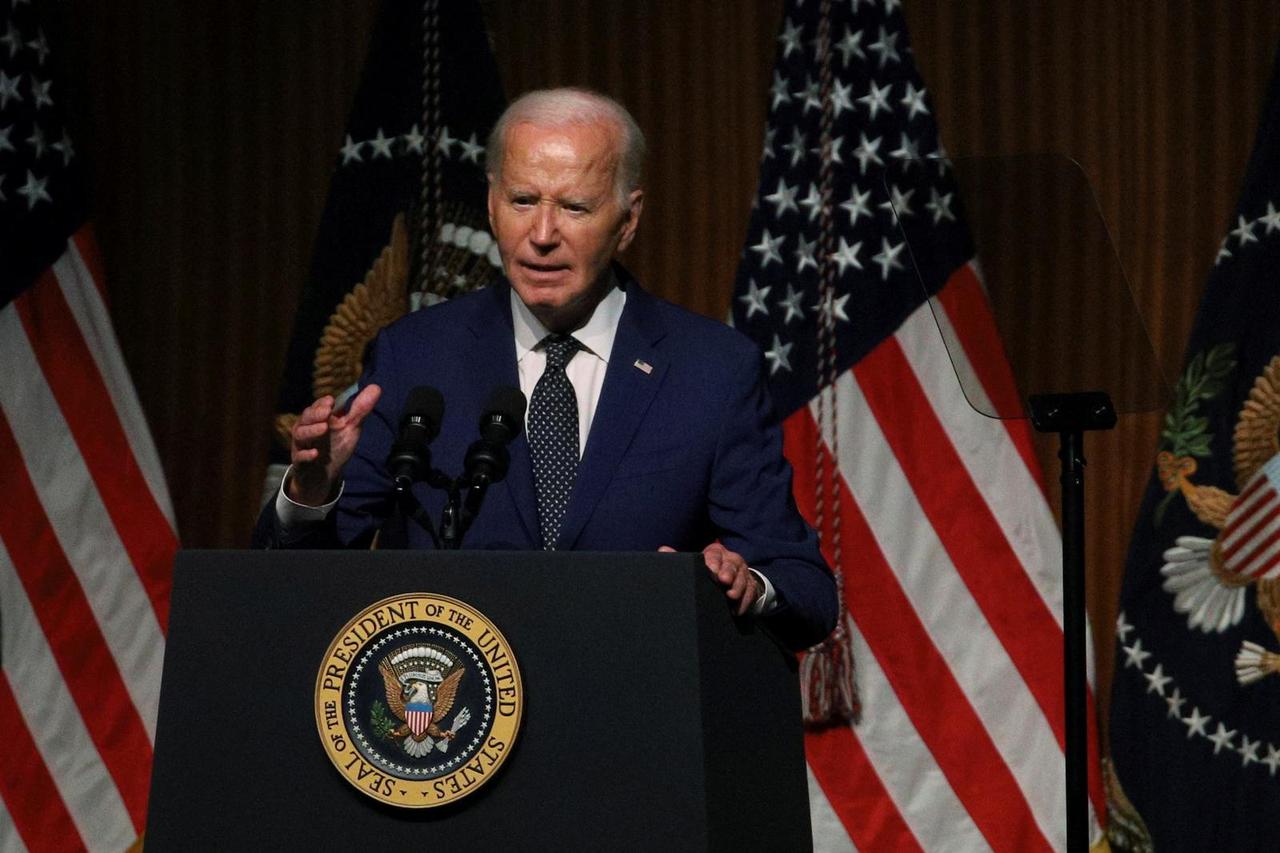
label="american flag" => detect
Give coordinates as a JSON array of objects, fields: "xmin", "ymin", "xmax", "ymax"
[
  {"xmin": 732, "ymin": 1, "xmax": 1105, "ymax": 848},
  {"xmin": 0, "ymin": 2, "xmax": 177, "ymax": 849}
]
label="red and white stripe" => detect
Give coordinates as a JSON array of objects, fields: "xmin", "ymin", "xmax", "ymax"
[
  {"xmin": 407, "ymin": 708, "xmax": 433, "ymax": 738},
  {"xmin": 1219, "ymin": 456, "xmax": 1280, "ymax": 580},
  {"xmin": 796, "ymin": 264, "xmax": 1105, "ymax": 851},
  {"xmin": 0, "ymin": 229, "xmax": 177, "ymax": 851}
]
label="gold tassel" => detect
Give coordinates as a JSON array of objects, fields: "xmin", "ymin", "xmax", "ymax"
[{"xmin": 801, "ymin": 612, "xmax": 859, "ymax": 726}]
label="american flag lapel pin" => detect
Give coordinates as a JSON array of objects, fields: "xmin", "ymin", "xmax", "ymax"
[{"xmin": 633, "ymin": 359, "xmax": 653, "ymax": 374}]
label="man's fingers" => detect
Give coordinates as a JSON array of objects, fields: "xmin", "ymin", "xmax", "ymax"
[
  {"xmin": 332, "ymin": 384, "xmax": 382, "ymax": 430},
  {"xmin": 702, "ymin": 544, "xmax": 727, "ymax": 577},
  {"xmin": 697, "ymin": 543, "xmax": 758, "ymax": 615},
  {"xmin": 737, "ymin": 576, "xmax": 759, "ymax": 616},
  {"xmin": 330, "ymin": 385, "xmax": 383, "ymax": 434},
  {"xmin": 293, "ymin": 420, "xmax": 330, "ymax": 443},
  {"xmin": 713, "ymin": 564, "xmax": 736, "ymax": 586},
  {"xmin": 657, "ymin": 545, "xmax": 676, "ymax": 553},
  {"xmin": 347, "ymin": 384, "xmax": 382, "ymax": 421},
  {"xmin": 299, "ymin": 396, "xmax": 334, "ymax": 426},
  {"xmin": 707, "ymin": 557, "xmax": 742, "ymax": 589},
  {"xmin": 292, "ymin": 403, "xmax": 333, "ymax": 469},
  {"xmin": 702, "ymin": 544, "xmax": 746, "ymax": 588}
]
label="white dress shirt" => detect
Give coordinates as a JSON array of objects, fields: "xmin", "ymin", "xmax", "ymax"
[{"xmin": 510, "ymin": 284, "xmax": 624, "ymax": 456}]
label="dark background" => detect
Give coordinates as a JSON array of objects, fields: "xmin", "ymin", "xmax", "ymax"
[{"xmin": 57, "ymin": 0, "xmax": 1280, "ymax": 734}]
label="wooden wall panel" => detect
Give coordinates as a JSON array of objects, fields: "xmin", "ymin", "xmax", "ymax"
[{"xmin": 58, "ymin": 1, "xmax": 1280, "ymax": 731}]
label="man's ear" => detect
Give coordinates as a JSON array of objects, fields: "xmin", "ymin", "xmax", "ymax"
[
  {"xmin": 486, "ymin": 176, "xmax": 497, "ymax": 229},
  {"xmin": 616, "ymin": 189, "xmax": 644, "ymax": 253}
]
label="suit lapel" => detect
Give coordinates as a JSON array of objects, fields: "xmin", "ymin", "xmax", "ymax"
[
  {"xmin": 558, "ymin": 282, "xmax": 668, "ymax": 550},
  {"xmin": 467, "ymin": 284, "xmax": 541, "ymax": 546}
]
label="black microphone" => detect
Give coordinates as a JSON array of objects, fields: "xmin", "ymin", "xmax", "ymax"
[
  {"xmin": 464, "ymin": 386, "xmax": 527, "ymax": 487},
  {"xmin": 458, "ymin": 387, "xmax": 527, "ymax": 536},
  {"xmin": 386, "ymin": 386, "xmax": 444, "ymax": 491}
]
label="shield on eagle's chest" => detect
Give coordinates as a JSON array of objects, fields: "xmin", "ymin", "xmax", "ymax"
[
  {"xmin": 1222, "ymin": 456, "xmax": 1280, "ymax": 580},
  {"xmin": 405, "ymin": 701, "xmax": 433, "ymax": 738}
]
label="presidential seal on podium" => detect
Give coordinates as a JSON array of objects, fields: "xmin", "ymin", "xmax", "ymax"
[{"xmin": 314, "ymin": 593, "xmax": 523, "ymax": 808}]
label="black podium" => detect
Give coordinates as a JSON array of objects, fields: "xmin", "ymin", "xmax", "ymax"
[{"xmin": 145, "ymin": 550, "xmax": 811, "ymax": 850}]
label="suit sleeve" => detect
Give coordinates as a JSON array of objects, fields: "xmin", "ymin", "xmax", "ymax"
[
  {"xmin": 250, "ymin": 489, "xmax": 344, "ymax": 549},
  {"xmin": 709, "ymin": 348, "xmax": 837, "ymax": 649}
]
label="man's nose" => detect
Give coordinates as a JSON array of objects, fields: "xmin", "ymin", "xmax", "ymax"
[{"xmin": 529, "ymin": 202, "xmax": 560, "ymax": 248}]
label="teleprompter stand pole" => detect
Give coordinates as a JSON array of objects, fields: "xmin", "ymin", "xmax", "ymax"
[{"xmin": 1028, "ymin": 391, "xmax": 1115, "ymax": 853}]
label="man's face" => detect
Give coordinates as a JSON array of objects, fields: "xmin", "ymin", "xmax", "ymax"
[{"xmin": 487, "ymin": 120, "xmax": 643, "ymax": 332}]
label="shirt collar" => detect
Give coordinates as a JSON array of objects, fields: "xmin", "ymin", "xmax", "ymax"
[{"xmin": 511, "ymin": 282, "xmax": 627, "ymax": 364}]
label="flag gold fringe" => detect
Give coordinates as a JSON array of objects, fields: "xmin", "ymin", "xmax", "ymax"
[{"xmin": 800, "ymin": 613, "xmax": 859, "ymax": 726}]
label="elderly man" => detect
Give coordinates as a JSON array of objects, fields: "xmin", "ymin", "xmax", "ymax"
[{"xmin": 255, "ymin": 88, "xmax": 836, "ymax": 648}]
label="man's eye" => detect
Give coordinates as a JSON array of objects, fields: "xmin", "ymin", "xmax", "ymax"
[
  {"xmin": 564, "ymin": 203, "xmax": 589, "ymax": 214},
  {"xmin": 511, "ymin": 196, "xmax": 535, "ymax": 208}
]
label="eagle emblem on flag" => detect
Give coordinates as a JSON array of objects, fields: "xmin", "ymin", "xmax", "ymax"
[
  {"xmin": 377, "ymin": 644, "xmax": 471, "ymax": 758},
  {"xmin": 1155, "ymin": 351, "xmax": 1280, "ymax": 681}
]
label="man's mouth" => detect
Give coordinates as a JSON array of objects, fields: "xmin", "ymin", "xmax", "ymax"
[{"xmin": 519, "ymin": 261, "xmax": 571, "ymax": 280}]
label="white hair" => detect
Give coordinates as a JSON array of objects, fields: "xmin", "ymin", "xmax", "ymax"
[{"xmin": 486, "ymin": 87, "xmax": 645, "ymax": 206}]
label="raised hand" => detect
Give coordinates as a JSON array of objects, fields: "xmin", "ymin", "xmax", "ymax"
[{"xmin": 287, "ymin": 384, "xmax": 382, "ymax": 506}]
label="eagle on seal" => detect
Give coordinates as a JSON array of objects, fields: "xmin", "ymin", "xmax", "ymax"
[{"xmin": 378, "ymin": 648, "xmax": 467, "ymax": 758}]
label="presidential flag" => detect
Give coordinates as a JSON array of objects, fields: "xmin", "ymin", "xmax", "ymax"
[
  {"xmin": 0, "ymin": 1, "xmax": 178, "ymax": 849},
  {"xmin": 732, "ymin": 1, "xmax": 1105, "ymax": 848},
  {"xmin": 266, "ymin": 0, "xmax": 505, "ymax": 499},
  {"xmin": 1109, "ymin": 44, "xmax": 1280, "ymax": 852}
]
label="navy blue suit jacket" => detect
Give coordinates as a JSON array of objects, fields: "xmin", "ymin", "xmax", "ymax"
[{"xmin": 257, "ymin": 275, "xmax": 836, "ymax": 647}]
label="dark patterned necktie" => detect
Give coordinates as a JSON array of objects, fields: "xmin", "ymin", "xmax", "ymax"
[{"xmin": 528, "ymin": 334, "xmax": 582, "ymax": 550}]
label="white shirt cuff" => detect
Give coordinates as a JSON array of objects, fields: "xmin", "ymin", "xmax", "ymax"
[
  {"xmin": 275, "ymin": 465, "xmax": 343, "ymax": 531},
  {"xmin": 748, "ymin": 568, "xmax": 779, "ymax": 615}
]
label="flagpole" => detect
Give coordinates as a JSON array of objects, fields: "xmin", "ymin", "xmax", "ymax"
[{"xmin": 1029, "ymin": 391, "xmax": 1116, "ymax": 853}]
